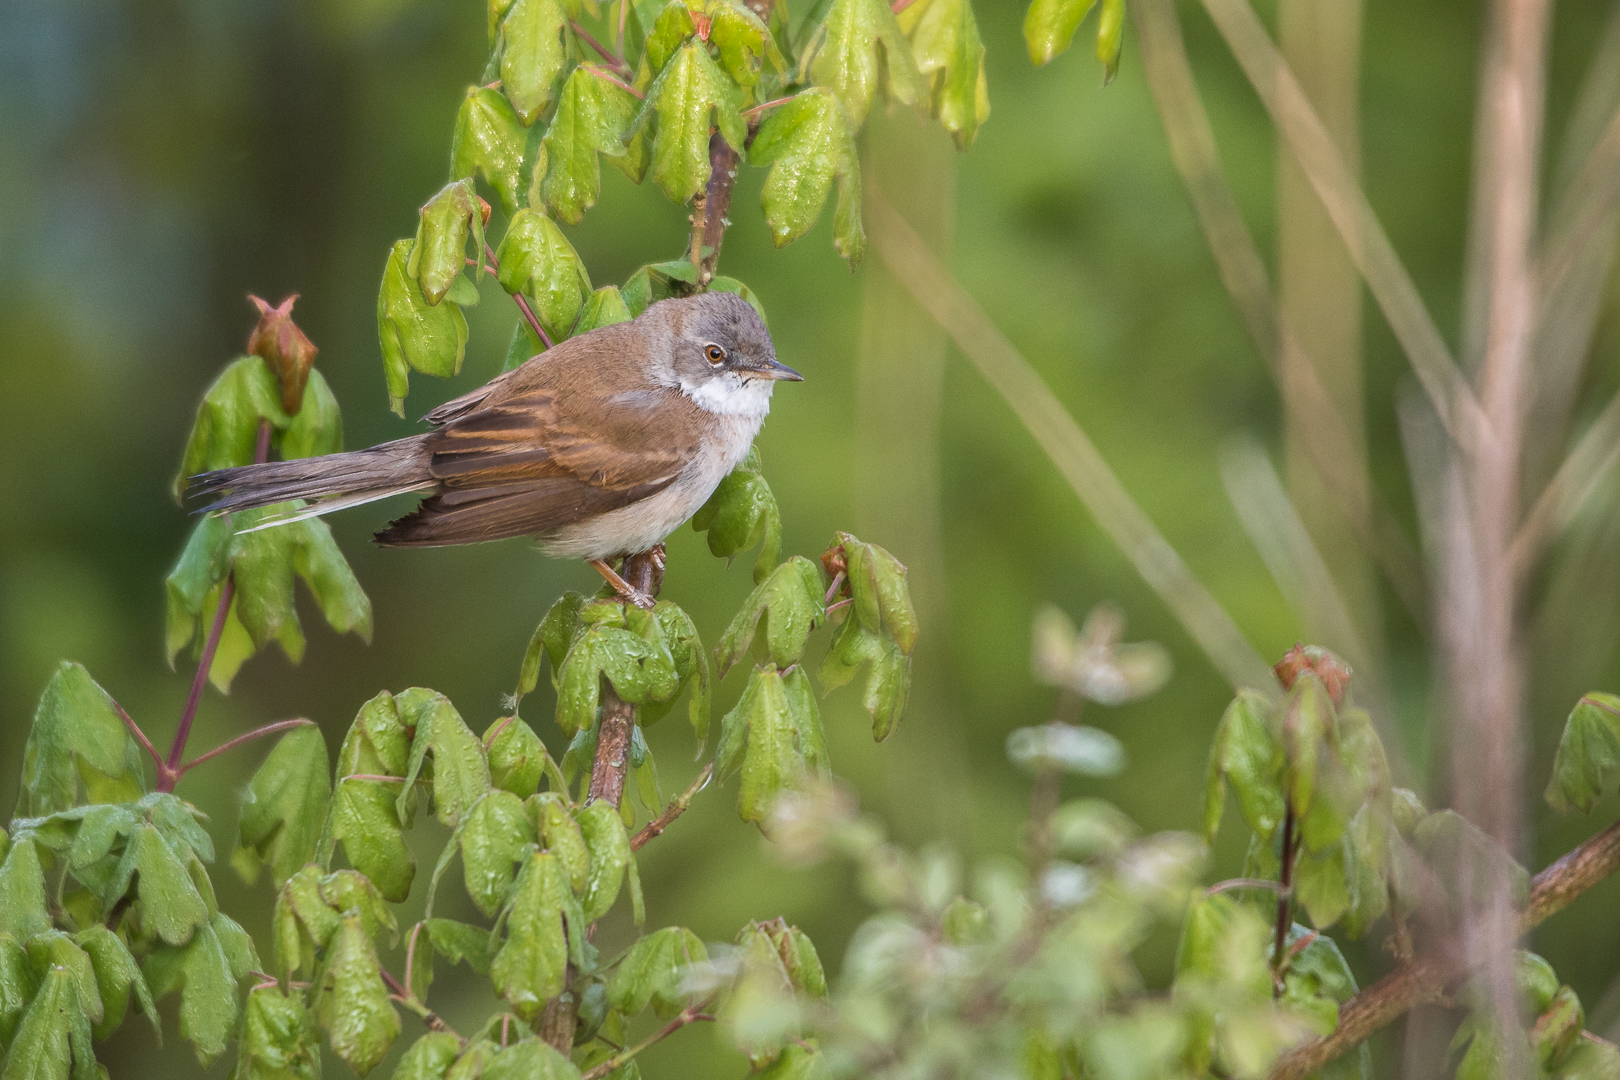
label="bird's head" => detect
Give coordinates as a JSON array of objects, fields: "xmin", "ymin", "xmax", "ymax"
[{"xmin": 657, "ymin": 292, "xmax": 802, "ymax": 414}]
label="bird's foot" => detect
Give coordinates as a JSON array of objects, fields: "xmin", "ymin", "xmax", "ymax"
[{"xmin": 588, "ymin": 558, "xmax": 657, "ymax": 610}]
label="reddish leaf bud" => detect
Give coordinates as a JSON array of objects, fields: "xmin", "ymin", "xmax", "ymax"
[
  {"xmin": 1273, "ymin": 644, "xmax": 1352, "ymax": 707},
  {"xmin": 247, "ymin": 294, "xmax": 318, "ymax": 415}
]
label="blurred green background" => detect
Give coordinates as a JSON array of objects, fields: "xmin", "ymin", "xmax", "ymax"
[{"xmin": 2, "ymin": 0, "xmax": 1619, "ymax": 1074}]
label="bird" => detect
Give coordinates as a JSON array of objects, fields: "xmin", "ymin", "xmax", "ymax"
[{"xmin": 190, "ymin": 291, "xmax": 802, "ymax": 608}]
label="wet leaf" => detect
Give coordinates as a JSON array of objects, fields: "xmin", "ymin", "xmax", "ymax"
[
  {"xmin": 491, "ymin": 851, "xmax": 570, "ymax": 1019},
  {"xmin": 173, "ymin": 356, "xmax": 289, "ymax": 500},
  {"xmin": 531, "ymin": 792, "xmax": 590, "ymax": 892},
  {"xmin": 572, "ymin": 285, "xmax": 634, "ymax": 335},
  {"xmin": 460, "ymin": 790, "xmax": 534, "ymax": 917},
  {"xmin": 486, "ymin": 717, "xmax": 547, "ymax": 798},
  {"xmin": 1203, "ymin": 688, "xmax": 1284, "ymax": 843},
  {"xmin": 817, "ymin": 613, "xmax": 910, "ymax": 740},
  {"xmin": 634, "ymin": 41, "xmax": 747, "ymax": 202},
  {"xmin": 501, "ymin": 0, "xmax": 572, "ymax": 124},
  {"xmin": 77, "ymin": 925, "xmax": 155, "ymax": 1040},
  {"xmin": 319, "ymin": 870, "xmax": 399, "ymax": 946},
  {"xmin": 750, "ymin": 89, "xmax": 860, "ymax": 254},
  {"xmin": 540, "ymin": 66, "xmax": 641, "ymax": 224},
  {"xmin": 378, "ymin": 239, "xmax": 470, "ymax": 416},
  {"xmin": 716, "ymin": 666, "xmax": 822, "ymax": 825},
  {"xmin": 393, "ymin": 1031, "xmax": 463, "ymax": 1080},
  {"xmin": 577, "ymin": 800, "xmax": 631, "ymax": 921},
  {"xmin": 235, "ymin": 725, "xmax": 331, "ymax": 888},
  {"xmin": 116, "ymin": 824, "xmax": 210, "ymax": 947},
  {"xmin": 497, "ymin": 209, "xmax": 593, "ymax": 340},
  {"xmin": 554, "ymin": 620, "xmax": 681, "ymax": 736},
  {"xmin": 422, "ymin": 919, "xmax": 494, "ymax": 975},
  {"xmin": 482, "ymin": 1039, "xmax": 582, "ymax": 1080},
  {"xmin": 235, "ymin": 985, "xmax": 320, "ymax": 1080},
  {"xmin": 329, "ymin": 777, "xmax": 415, "ymax": 904},
  {"xmin": 143, "ymin": 920, "xmax": 241, "ymax": 1065},
  {"xmin": 710, "ymin": 0, "xmax": 786, "ymax": 87},
  {"xmin": 396, "ymin": 688, "xmax": 492, "ymax": 828},
  {"xmin": 453, "ymin": 86, "xmax": 531, "ymax": 215},
  {"xmin": 0, "ymin": 967, "xmax": 85, "ymax": 1080},
  {"xmin": 715, "ymin": 556, "xmax": 825, "ymax": 677},
  {"xmin": 638, "ymin": 601, "xmax": 711, "ymax": 735},
  {"xmin": 519, "ymin": 592, "xmax": 585, "ymax": 700},
  {"xmin": 691, "ymin": 456, "xmax": 783, "ymax": 584},
  {"xmin": 806, "ymin": 0, "xmax": 921, "ymax": 126},
  {"xmin": 410, "ymin": 179, "xmax": 484, "ymax": 307},
  {"xmin": 1024, "ymin": 0, "xmax": 1096, "ymax": 65},
  {"xmin": 318, "ymin": 915, "xmax": 400, "ymax": 1076}
]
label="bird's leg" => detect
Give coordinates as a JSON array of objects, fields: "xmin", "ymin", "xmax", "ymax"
[{"xmin": 588, "ymin": 558, "xmax": 656, "ymax": 610}]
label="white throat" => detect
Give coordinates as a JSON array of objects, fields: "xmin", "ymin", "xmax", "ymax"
[{"xmin": 680, "ymin": 371, "xmax": 774, "ymax": 417}]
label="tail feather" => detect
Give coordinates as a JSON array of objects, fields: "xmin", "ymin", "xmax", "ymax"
[{"xmin": 190, "ymin": 436, "xmax": 435, "ymax": 518}]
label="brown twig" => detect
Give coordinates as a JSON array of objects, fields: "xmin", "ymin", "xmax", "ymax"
[
  {"xmin": 1266, "ymin": 818, "xmax": 1620, "ymax": 1079},
  {"xmin": 579, "ymin": 1000, "xmax": 718, "ymax": 1080},
  {"xmin": 630, "ymin": 760, "xmax": 714, "ymax": 851},
  {"xmin": 588, "ymin": 547, "xmax": 666, "ymax": 808},
  {"xmin": 483, "ymin": 242, "xmax": 554, "ymax": 348},
  {"xmin": 697, "ymin": 132, "xmax": 741, "ymax": 284}
]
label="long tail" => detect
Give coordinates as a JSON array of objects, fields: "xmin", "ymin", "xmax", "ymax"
[{"xmin": 189, "ymin": 436, "xmax": 436, "ymax": 531}]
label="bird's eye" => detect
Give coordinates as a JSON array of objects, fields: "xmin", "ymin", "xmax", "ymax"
[{"xmin": 704, "ymin": 343, "xmax": 726, "ymax": 364}]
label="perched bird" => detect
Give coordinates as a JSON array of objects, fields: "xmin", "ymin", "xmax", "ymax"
[{"xmin": 191, "ymin": 291, "xmax": 802, "ymax": 607}]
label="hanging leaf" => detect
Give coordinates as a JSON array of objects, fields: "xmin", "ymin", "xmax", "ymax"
[
  {"xmin": 1202, "ymin": 688, "xmax": 1283, "ymax": 843},
  {"xmin": 394, "ymin": 1032, "xmax": 463, "ymax": 1080},
  {"xmin": 606, "ymin": 926, "xmax": 708, "ymax": 1019},
  {"xmin": 490, "ymin": 851, "xmax": 571, "ymax": 1019},
  {"xmin": 709, "ymin": 1, "xmax": 786, "ymax": 87},
  {"xmin": 540, "ymin": 66, "xmax": 641, "ymax": 224},
  {"xmin": 714, "ymin": 556, "xmax": 826, "ymax": 677},
  {"xmin": 903, "ymin": 0, "xmax": 990, "ymax": 147},
  {"xmin": 316, "ymin": 916, "xmax": 401, "ymax": 1076},
  {"xmin": 396, "ymin": 688, "xmax": 492, "ymax": 828},
  {"xmin": 633, "ymin": 41, "xmax": 747, "ymax": 202},
  {"xmin": 806, "ymin": 0, "xmax": 921, "ymax": 126},
  {"xmin": 234, "ymin": 985, "xmax": 320, "ymax": 1080},
  {"xmin": 577, "ymin": 800, "xmax": 631, "ymax": 922},
  {"xmin": 497, "ymin": 209, "xmax": 594, "ymax": 339},
  {"xmin": 638, "ymin": 601, "xmax": 712, "ymax": 740},
  {"xmin": 531, "ymin": 792, "xmax": 590, "ymax": 892},
  {"xmin": 142, "ymin": 918, "xmax": 249, "ymax": 1065},
  {"xmin": 235, "ymin": 725, "xmax": 331, "ymax": 888},
  {"xmin": 553, "ymin": 616, "xmax": 681, "ymax": 736},
  {"xmin": 834, "ymin": 533, "xmax": 918, "ymax": 652},
  {"xmin": 459, "ymin": 790, "xmax": 535, "ymax": 917},
  {"xmin": 453, "ymin": 86, "xmax": 532, "ymax": 215},
  {"xmin": 77, "ymin": 925, "xmax": 156, "ymax": 1041},
  {"xmin": 329, "ymin": 778, "xmax": 415, "ymax": 904},
  {"xmin": 501, "ymin": 0, "xmax": 572, "ymax": 124},
  {"xmin": 1095, "ymin": 0, "xmax": 1125, "ymax": 83},
  {"xmin": 409, "ymin": 179, "xmax": 485, "ymax": 307},
  {"xmin": 277, "ymin": 368, "xmax": 344, "ymax": 461},
  {"xmin": 691, "ymin": 450, "xmax": 783, "ymax": 583},
  {"xmin": 486, "ymin": 717, "xmax": 548, "ymax": 798},
  {"xmin": 818, "ymin": 613, "xmax": 911, "ymax": 741},
  {"xmin": 716, "ymin": 666, "xmax": 827, "ymax": 824},
  {"xmin": 172, "ymin": 356, "xmax": 288, "ymax": 499},
  {"xmin": 378, "ymin": 238, "xmax": 470, "ymax": 416},
  {"xmin": 750, "ymin": 89, "xmax": 861, "ymax": 256},
  {"xmin": 1023, "ymin": 0, "xmax": 1097, "ymax": 66},
  {"xmin": 572, "ymin": 285, "xmax": 635, "ymax": 336}
]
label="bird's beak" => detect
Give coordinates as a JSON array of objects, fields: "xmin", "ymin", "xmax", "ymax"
[{"xmin": 754, "ymin": 359, "xmax": 804, "ymax": 381}]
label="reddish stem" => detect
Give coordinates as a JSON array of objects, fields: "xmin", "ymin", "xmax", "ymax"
[
  {"xmin": 742, "ymin": 96, "xmax": 797, "ymax": 119},
  {"xmin": 582, "ymin": 64, "xmax": 646, "ymax": 100},
  {"xmin": 115, "ymin": 702, "xmax": 165, "ymax": 773},
  {"xmin": 572, "ymin": 22, "xmax": 630, "ymax": 72},
  {"xmin": 177, "ymin": 718, "xmax": 316, "ymax": 776},
  {"xmin": 483, "ymin": 242, "xmax": 554, "ymax": 348},
  {"xmin": 1272, "ymin": 805, "xmax": 1297, "ymax": 988}
]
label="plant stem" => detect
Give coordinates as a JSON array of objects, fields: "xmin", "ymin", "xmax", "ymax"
[
  {"xmin": 588, "ymin": 547, "xmax": 666, "ymax": 808},
  {"xmin": 175, "ymin": 717, "xmax": 316, "ymax": 776},
  {"xmin": 582, "ymin": 65, "xmax": 645, "ymax": 100},
  {"xmin": 1271, "ymin": 805, "xmax": 1296, "ymax": 987},
  {"xmin": 1266, "ymin": 817, "xmax": 1620, "ymax": 1079},
  {"xmin": 697, "ymin": 132, "xmax": 741, "ymax": 285},
  {"xmin": 631, "ymin": 760, "xmax": 713, "ymax": 851},
  {"xmin": 484, "ymin": 242, "xmax": 553, "ymax": 348},
  {"xmin": 572, "ymin": 22, "xmax": 628, "ymax": 72},
  {"xmin": 579, "ymin": 1000, "xmax": 718, "ymax": 1080},
  {"xmin": 161, "ymin": 419, "xmax": 271, "ymax": 792},
  {"xmin": 380, "ymin": 967, "xmax": 456, "ymax": 1036}
]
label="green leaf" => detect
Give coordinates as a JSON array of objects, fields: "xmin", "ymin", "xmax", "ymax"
[
  {"xmin": 635, "ymin": 41, "xmax": 747, "ymax": 203},
  {"xmin": 173, "ymin": 355, "xmax": 289, "ymax": 499},
  {"xmin": 330, "ymin": 778, "xmax": 415, "ymax": 904},
  {"xmin": 572, "ymin": 285, "xmax": 634, "ymax": 335},
  {"xmin": 1556, "ymin": 1037, "xmax": 1620, "ymax": 1080},
  {"xmin": 709, "ymin": 1, "xmax": 786, "ymax": 87},
  {"xmin": 482, "ymin": 1039, "xmax": 582, "ymax": 1080},
  {"xmin": 235, "ymin": 985, "xmax": 320, "ymax": 1080},
  {"xmin": 378, "ymin": 238, "xmax": 470, "ymax": 416},
  {"xmin": 393, "ymin": 1032, "xmax": 463, "ymax": 1080},
  {"xmin": 0, "ymin": 967, "xmax": 81, "ymax": 1080},
  {"xmin": 520, "ymin": 592, "xmax": 585, "ymax": 700},
  {"xmin": 807, "ymin": 0, "xmax": 921, "ymax": 126},
  {"xmin": 640, "ymin": 1, "xmax": 697, "ymax": 80},
  {"xmin": 691, "ymin": 458, "xmax": 783, "ymax": 584},
  {"xmin": 639, "ymin": 601, "xmax": 711, "ymax": 734},
  {"xmin": 24, "ymin": 933, "xmax": 102, "ymax": 1027},
  {"xmin": 716, "ymin": 666, "xmax": 817, "ymax": 824},
  {"xmin": 338, "ymin": 690, "xmax": 414, "ymax": 778},
  {"xmin": 1545, "ymin": 692, "xmax": 1620, "ymax": 814},
  {"xmin": 620, "ymin": 260, "xmax": 699, "ymax": 317},
  {"xmin": 422, "ymin": 919, "xmax": 494, "ymax": 975},
  {"xmin": 497, "ymin": 209, "xmax": 593, "ymax": 339},
  {"xmin": 396, "ymin": 688, "xmax": 492, "ymax": 828},
  {"xmin": 577, "ymin": 800, "xmax": 631, "ymax": 921},
  {"xmin": 531, "ymin": 793, "xmax": 590, "ymax": 892},
  {"xmin": 750, "ymin": 89, "xmax": 860, "ymax": 254},
  {"xmin": 486, "ymin": 718, "xmax": 548, "ymax": 798},
  {"xmin": 1024, "ymin": 0, "xmax": 1096, "ymax": 65},
  {"xmin": 143, "ymin": 920, "xmax": 240, "ymax": 1065},
  {"xmin": 277, "ymin": 368, "xmax": 345, "ymax": 461},
  {"xmin": 453, "ymin": 86, "xmax": 531, "ymax": 216},
  {"xmin": 410, "ymin": 179, "xmax": 484, "ymax": 307},
  {"xmin": 839, "ymin": 534, "xmax": 919, "ymax": 652},
  {"xmin": 554, "ymin": 621, "xmax": 681, "ymax": 736},
  {"xmin": 607, "ymin": 926, "xmax": 707, "ymax": 1019},
  {"xmin": 1281, "ymin": 930, "xmax": 1369, "ymax": 1077},
  {"xmin": 817, "ymin": 613, "xmax": 911, "ymax": 740},
  {"xmin": 236, "ymin": 725, "xmax": 331, "ymax": 888},
  {"xmin": 460, "ymin": 790, "xmax": 535, "ymax": 917},
  {"xmin": 714, "ymin": 556, "xmax": 825, "ymax": 677},
  {"xmin": 1173, "ymin": 893, "xmax": 1272, "ymax": 996},
  {"xmin": 491, "ymin": 852, "xmax": 570, "ymax": 1019},
  {"xmin": 501, "ymin": 0, "xmax": 572, "ymax": 124},
  {"xmin": 540, "ymin": 66, "xmax": 641, "ymax": 224},
  {"xmin": 1282, "ymin": 672, "xmax": 1336, "ymax": 819},
  {"xmin": 1293, "ymin": 844, "xmax": 1351, "ymax": 930},
  {"xmin": 320, "ymin": 870, "xmax": 399, "ymax": 946},
  {"xmin": 0, "ymin": 935, "xmax": 39, "ymax": 1051},
  {"xmin": 18, "ymin": 662, "xmax": 143, "ymax": 818},
  {"xmin": 1202, "ymin": 688, "xmax": 1284, "ymax": 843},
  {"xmin": 119, "ymin": 824, "xmax": 210, "ymax": 946},
  {"xmin": 904, "ymin": 0, "xmax": 990, "ymax": 147},
  {"xmin": 318, "ymin": 915, "xmax": 401, "ymax": 1077},
  {"xmin": 77, "ymin": 925, "xmax": 156, "ymax": 1040}
]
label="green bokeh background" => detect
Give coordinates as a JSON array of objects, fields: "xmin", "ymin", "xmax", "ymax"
[{"xmin": 2, "ymin": 0, "xmax": 1619, "ymax": 1075}]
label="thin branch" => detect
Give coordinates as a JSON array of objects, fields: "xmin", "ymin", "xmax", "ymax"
[
  {"xmin": 380, "ymin": 966, "xmax": 456, "ymax": 1036},
  {"xmin": 617, "ymin": 0, "xmax": 629, "ymax": 63},
  {"xmin": 868, "ymin": 182, "xmax": 1278, "ymax": 695},
  {"xmin": 1271, "ymin": 806, "xmax": 1296, "ymax": 990},
  {"xmin": 697, "ymin": 130, "xmax": 742, "ymax": 284},
  {"xmin": 823, "ymin": 571, "xmax": 846, "ymax": 606},
  {"xmin": 579, "ymin": 1000, "xmax": 718, "ymax": 1080},
  {"xmin": 631, "ymin": 760, "xmax": 714, "ymax": 851},
  {"xmin": 114, "ymin": 702, "xmax": 164, "ymax": 773},
  {"xmin": 1196, "ymin": 0, "xmax": 1486, "ymax": 450},
  {"xmin": 1267, "ymin": 818, "xmax": 1620, "ymax": 1079},
  {"xmin": 742, "ymin": 96, "xmax": 797, "ymax": 119},
  {"xmin": 1205, "ymin": 877, "xmax": 1288, "ymax": 897},
  {"xmin": 177, "ymin": 718, "xmax": 316, "ymax": 776},
  {"xmin": 483, "ymin": 242, "xmax": 554, "ymax": 348},
  {"xmin": 572, "ymin": 22, "xmax": 629, "ymax": 72}
]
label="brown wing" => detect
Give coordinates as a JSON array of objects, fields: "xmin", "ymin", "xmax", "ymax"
[{"xmin": 376, "ymin": 331, "xmax": 704, "ymax": 547}]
